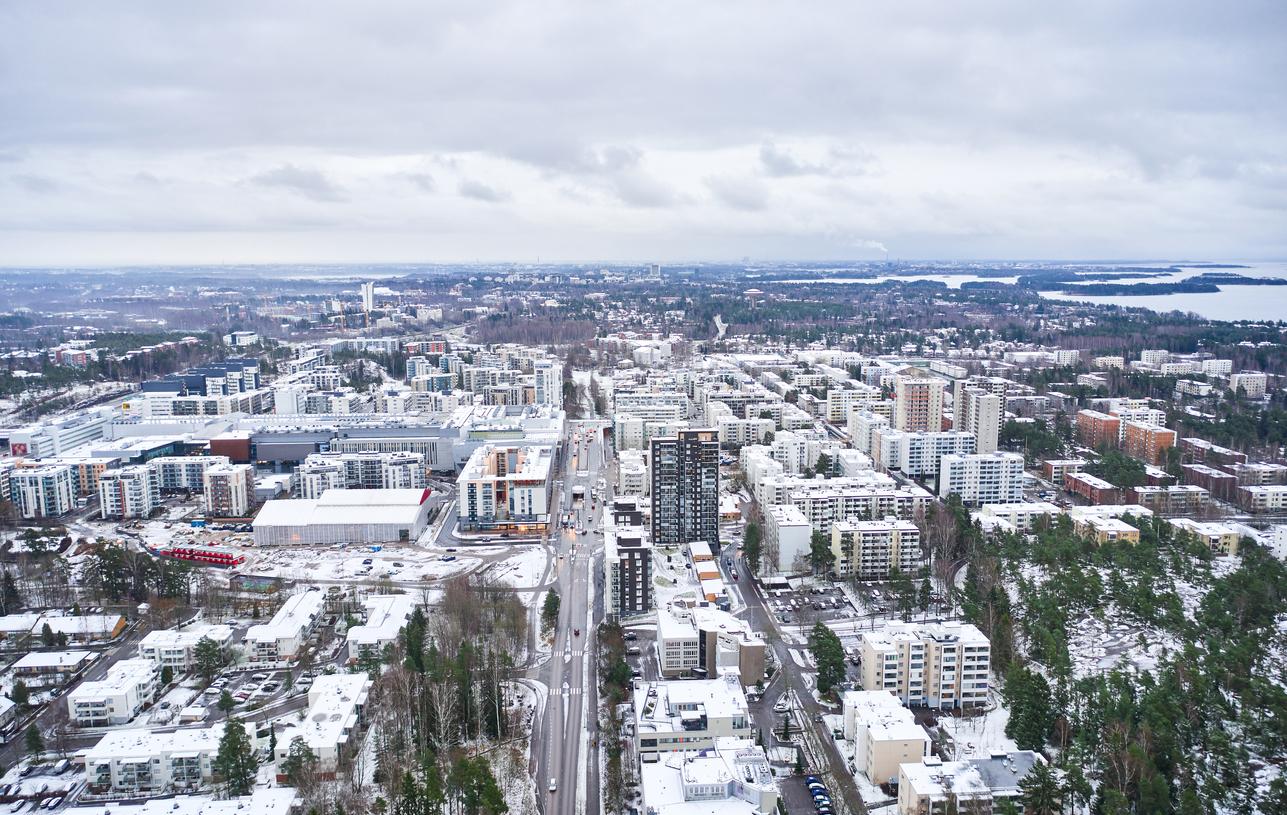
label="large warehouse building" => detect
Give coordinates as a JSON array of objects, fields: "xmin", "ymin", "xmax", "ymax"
[{"xmin": 253, "ymin": 488, "xmax": 434, "ymax": 546}]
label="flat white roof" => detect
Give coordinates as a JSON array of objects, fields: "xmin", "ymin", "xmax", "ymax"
[
  {"xmin": 139, "ymin": 623, "xmax": 234, "ymax": 650},
  {"xmin": 347, "ymin": 594, "xmax": 417, "ymax": 647},
  {"xmin": 254, "ymin": 488, "xmax": 430, "ymax": 528},
  {"xmin": 87, "ymin": 789, "xmax": 298, "ymax": 815},
  {"xmin": 85, "ymin": 724, "xmax": 224, "ymax": 761},
  {"xmin": 246, "ymin": 590, "xmax": 324, "ymax": 643},
  {"xmin": 69, "ymin": 658, "xmax": 156, "ymax": 701},
  {"xmin": 13, "ymin": 650, "xmax": 93, "ymax": 669}
]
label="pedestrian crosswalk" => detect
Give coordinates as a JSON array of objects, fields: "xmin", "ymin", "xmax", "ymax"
[{"xmin": 550, "ymin": 686, "xmax": 584, "ymax": 697}]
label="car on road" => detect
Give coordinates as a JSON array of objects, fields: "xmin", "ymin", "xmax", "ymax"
[
  {"xmin": 624, "ymin": 632, "xmax": 637, "ymax": 640},
  {"xmin": 773, "ymin": 700, "xmax": 790, "ymax": 713},
  {"xmin": 548, "ymin": 779, "xmax": 557, "ymax": 793}
]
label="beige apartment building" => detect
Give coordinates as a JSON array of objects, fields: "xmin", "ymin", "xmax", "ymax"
[
  {"xmin": 830, "ymin": 518, "xmax": 923, "ymax": 580},
  {"xmin": 860, "ymin": 622, "xmax": 990, "ymax": 710}
]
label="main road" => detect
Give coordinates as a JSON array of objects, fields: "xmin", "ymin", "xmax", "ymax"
[{"xmin": 535, "ymin": 418, "xmax": 610, "ymax": 815}]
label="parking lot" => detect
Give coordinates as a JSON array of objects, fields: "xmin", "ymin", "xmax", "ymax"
[{"xmin": 764, "ymin": 583, "xmax": 857, "ymax": 627}]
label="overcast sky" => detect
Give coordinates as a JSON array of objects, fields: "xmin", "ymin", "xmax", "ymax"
[{"xmin": 2, "ymin": 1, "xmax": 1285, "ymax": 265}]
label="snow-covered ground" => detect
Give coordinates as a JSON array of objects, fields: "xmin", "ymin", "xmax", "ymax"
[
  {"xmin": 489, "ymin": 546, "xmax": 549, "ymax": 589},
  {"xmin": 936, "ymin": 690, "xmax": 1018, "ymax": 759}
]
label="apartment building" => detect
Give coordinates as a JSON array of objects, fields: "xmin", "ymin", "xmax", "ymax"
[
  {"xmin": 762, "ymin": 504, "xmax": 811, "ymax": 575},
  {"xmin": 1076, "ymin": 409, "xmax": 1120, "ymax": 449},
  {"xmin": 975, "ymin": 502, "xmax": 1060, "ymax": 534},
  {"xmin": 1179, "ymin": 437, "xmax": 1247, "ymax": 467},
  {"xmin": 1236, "ymin": 485, "xmax": 1287, "ymax": 513},
  {"xmin": 848, "ymin": 409, "xmax": 891, "ymax": 455},
  {"xmin": 1074, "ymin": 514, "xmax": 1141, "ymax": 544},
  {"xmin": 297, "ymin": 450, "xmax": 426, "ymax": 498},
  {"xmin": 842, "ymin": 690, "xmax": 930, "ymax": 786},
  {"xmin": 1168, "ymin": 518, "xmax": 1239, "ymax": 556},
  {"xmin": 347, "ymin": 594, "xmax": 418, "ymax": 657},
  {"xmin": 137, "ymin": 624, "xmax": 234, "ymax": 673},
  {"xmin": 937, "ymin": 452, "xmax": 1024, "ymax": 505},
  {"xmin": 1180, "ymin": 463, "xmax": 1239, "ymax": 502},
  {"xmin": 1230, "ymin": 371, "xmax": 1268, "ymax": 399},
  {"xmin": 1128, "ymin": 485, "xmax": 1209, "ymax": 516},
  {"xmin": 634, "ymin": 675, "xmax": 753, "ymax": 761},
  {"xmin": 825, "ymin": 384, "xmax": 882, "ymax": 423},
  {"xmin": 874, "ymin": 430, "xmax": 976, "ymax": 477},
  {"xmin": 272, "ymin": 673, "xmax": 371, "ymax": 779},
  {"xmin": 202, "ymin": 462, "xmax": 254, "ymax": 517},
  {"xmin": 604, "ymin": 498, "xmax": 654, "ymax": 618},
  {"xmin": 67, "ymin": 658, "xmax": 161, "ymax": 727},
  {"xmin": 656, "ymin": 603, "xmax": 766, "ymax": 685},
  {"xmin": 1040, "ymin": 458, "xmax": 1086, "ymax": 484},
  {"xmin": 787, "ymin": 481, "xmax": 933, "ymax": 532},
  {"xmin": 245, "ymin": 591, "xmax": 325, "ymax": 663},
  {"xmin": 10, "ymin": 464, "xmax": 76, "ymax": 519},
  {"xmin": 1122, "ymin": 421, "xmax": 1176, "ymax": 466},
  {"xmin": 457, "ymin": 443, "xmax": 554, "ymax": 533},
  {"xmin": 651, "ymin": 429, "xmax": 720, "ymax": 549},
  {"xmin": 954, "ymin": 388, "xmax": 1002, "ymax": 454},
  {"xmin": 84, "ymin": 725, "xmax": 225, "ymax": 796},
  {"xmin": 150, "ymin": 455, "xmax": 232, "ymax": 491},
  {"xmin": 617, "ymin": 449, "xmax": 649, "ymax": 498},
  {"xmin": 860, "ymin": 621, "xmax": 991, "ymax": 710},
  {"xmin": 894, "ymin": 373, "xmax": 945, "ymax": 432},
  {"xmin": 639, "ymin": 737, "xmax": 778, "ymax": 815},
  {"xmin": 830, "ymin": 518, "xmax": 923, "ymax": 580},
  {"xmin": 897, "ymin": 752, "xmax": 1043, "ymax": 815},
  {"xmin": 1064, "ymin": 471, "xmax": 1121, "ymax": 505},
  {"xmin": 97, "ymin": 464, "xmax": 162, "ymax": 520}
]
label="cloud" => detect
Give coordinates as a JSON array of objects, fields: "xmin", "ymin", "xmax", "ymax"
[
  {"xmin": 458, "ymin": 178, "xmax": 510, "ymax": 203},
  {"xmin": 705, "ymin": 175, "xmax": 769, "ymax": 211},
  {"xmin": 759, "ymin": 143, "xmax": 828, "ymax": 177},
  {"xmin": 402, "ymin": 172, "xmax": 436, "ymax": 193},
  {"xmin": 0, "ymin": 2, "xmax": 1285, "ymax": 262},
  {"xmin": 247, "ymin": 163, "xmax": 345, "ymax": 202}
]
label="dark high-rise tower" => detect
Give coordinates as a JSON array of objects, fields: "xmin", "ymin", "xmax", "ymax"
[{"xmin": 650, "ymin": 429, "xmax": 720, "ymax": 549}]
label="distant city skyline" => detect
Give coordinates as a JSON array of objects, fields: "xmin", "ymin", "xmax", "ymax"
[{"xmin": 2, "ymin": 2, "xmax": 1285, "ymax": 264}]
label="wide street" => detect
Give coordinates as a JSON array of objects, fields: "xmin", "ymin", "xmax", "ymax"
[
  {"xmin": 723, "ymin": 551, "xmax": 871, "ymax": 815},
  {"xmin": 534, "ymin": 418, "xmax": 609, "ymax": 815}
]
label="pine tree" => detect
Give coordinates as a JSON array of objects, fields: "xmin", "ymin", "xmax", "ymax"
[
  {"xmin": 24, "ymin": 724, "xmax": 43, "ymax": 759},
  {"xmin": 213, "ymin": 719, "xmax": 258, "ymax": 796},
  {"xmin": 1018, "ymin": 761, "xmax": 1063, "ymax": 815}
]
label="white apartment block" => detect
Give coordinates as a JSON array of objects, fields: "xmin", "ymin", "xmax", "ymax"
[
  {"xmin": 7, "ymin": 409, "xmax": 112, "ymax": 458},
  {"xmin": 533, "ymin": 359, "xmax": 562, "ymax": 407},
  {"xmin": 150, "ymin": 455, "xmax": 232, "ymax": 491},
  {"xmin": 1139, "ymin": 349, "xmax": 1170, "ymax": 366},
  {"xmin": 137, "ymin": 624, "xmax": 235, "ymax": 673},
  {"xmin": 67, "ymin": 658, "xmax": 161, "ymax": 727},
  {"xmin": 717, "ymin": 415, "xmax": 775, "ymax": 447},
  {"xmin": 297, "ymin": 450, "xmax": 426, "ymax": 498},
  {"xmin": 10, "ymin": 465, "xmax": 76, "ymax": 518},
  {"xmin": 938, "ymin": 452, "xmax": 1025, "ymax": 505},
  {"xmin": 825, "ymin": 384, "xmax": 882, "ymax": 423},
  {"xmin": 634, "ymin": 675, "xmax": 753, "ymax": 760},
  {"xmin": 1230, "ymin": 371, "xmax": 1268, "ymax": 398},
  {"xmin": 848, "ymin": 409, "xmax": 891, "ymax": 455},
  {"xmin": 898, "ymin": 752, "xmax": 1043, "ymax": 815},
  {"xmin": 956, "ymin": 388, "xmax": 1002, "ymax": 454},
  {"xmin": 617, "ymin": 449, "xmax": 650, "ymax": 498},
  {"xmin": 860, "ymin": 621, "xmax": 991, "ymax": 710},
  {"xmin": 1201, "ymin": 358, "xmax": 1233, "ymax": 376},
  {"xmin": 787, "ymin": 481, "xmax": 933, "ymax": 532},
  {"xmin": 975, "ymin": 502, "xmax": 1061, "ymax": 534},
  {"xmin": 457, "ymin": 443, "xmax": 554, "ymax": 532},
  {"xmin": 273, "ymin": 673, "xmax": 371, "ymax": 777},
  {"xmin": 347, "ymin": 594, "xmax": 418, "ymax": 656},
  {"xmin": 203, "ymin": 462, "xmax": 254, "ymax": 517},
  {"xmin": 874, "ymin": 430, "xmax": 976, "ymax": 477},
  {"xmin": 245, "ymin": 591, "xmax": 325, "ymax": 664},
  {"xmin": 830, "ymin": 518, "xmax": 923, "ymax": 580},
  {"xmin": 85, "ymin": 725, "xmax": 225, "ymax": 796},
  {"xmin": 98, "ymin": 464, "xmax": 161, "ymax": 519},
  {"xmin": 1239, "ymin": 485, "xmax": 1287, "ymax": 513},
  {"xmin": 762, "ymin": 504, "xmax": 812, "ymax": 575},
  {"xmin": 842, "ymin": 690, "xmax": 930, "ymax": 786}
]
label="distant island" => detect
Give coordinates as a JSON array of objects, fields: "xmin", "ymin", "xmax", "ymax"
[{"xmin": 1047, "ymin": 272, "xmax": 1286, "ymax": 296}]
